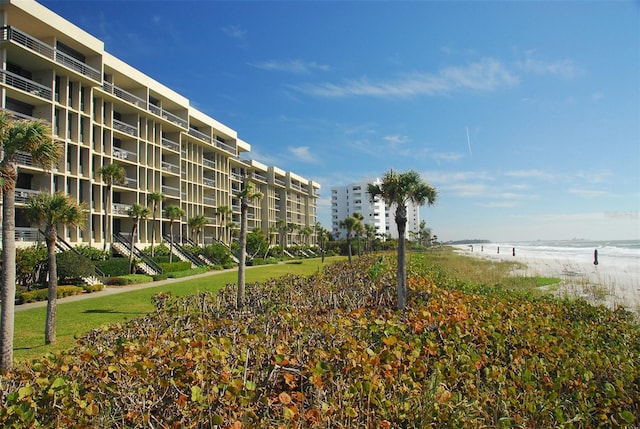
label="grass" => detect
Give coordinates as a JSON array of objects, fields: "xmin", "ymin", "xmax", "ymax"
[{"xmin": 13, "ymin": 257, "xmax": 344, "ymax": 363}]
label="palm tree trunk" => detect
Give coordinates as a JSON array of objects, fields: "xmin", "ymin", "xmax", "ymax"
[
  {"xmin": 129, "ymin": 223, "xmax": 137, "ymax": 274},
  {"xmin": 45, "ymin": 231, "xmax": 58, "ymax": 344},
  {"xmin": 396, "ymin": 207, "xmax": 408, "ymax": 311},
  {"xmin": 169, "ymin": 222, "xmax": 174, "ymax": 263},
  {"xmin": 0, "ymin": 180, "xmax": 16, "ymax": 372},
  {"xmin": 151, "ymin": 206, "xmax": 157, "ymax": 257},
  {"xmin": 237, "ymin": 204, "xmax": 248, "ymax": 309},
  {"xmin": 347, "ymin": 235, "xmax": 353, "ymax": 264}
]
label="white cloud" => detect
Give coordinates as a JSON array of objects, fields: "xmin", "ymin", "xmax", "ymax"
[
  {"xmin": 221, "ymin": 24, "xmax": 246, "ymax": 40},
  {"xmin": 516, "ymin": 57, "xmax": 579, "ymax": 78},
  {"xmin": 248, "ymin": 59, "xmax": 330, "ymax": 74},
  {"xmin": 292, "ymin": 57, "xmax": 519, "ymax": 98},
  {"xmin": 288, "ymin": 146, "xmax": 315, "ymax": 163},
  {"xmin": 383, "ymin": 134, "xmax": 409, "ymax": 146},
  {"xmin": 431, "ymin": 152, "xmax": 464, "ymax": 162},
  {"xmin": 567, "ymin": 188, "xmax": 609, "ymax": 198}
]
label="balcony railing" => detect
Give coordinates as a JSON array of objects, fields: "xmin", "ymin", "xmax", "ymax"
[
  {"xmin": 162, "ymin": 161, "xmax": 180, "ymax": 174},
  {"xmin": 123, "ymin": 177, "xmax": 138, "ymax": 189},
  {"xmin": 0, "ymin": 227, "xmax": 41, "ymax": 243},
  {"xmin": 112, "ymin": 202, "xmax": 133, "ymax": 215},
  {"xmin": 161, "ymin": 137, "xmax": 180, "ymax": 152},
  {"xmin": 113, "ymin": 118, "xmax": 138, "ymax": 137},
  {"xmin": 162, "ymin": 184, "xmax": 180, "ymax": 197},
  {"xmin": 202, "ymin": 158, "xmax": 216, "ymax": 169},
  {"xmin": 113, "ymin": 147, "xmax": 137, "ymax": 162},
  {"xmin": 203, "ymin": 177, "xmax": 215, "ymax": 187},
  {"xmin": 102, "ymin": 82, "xmax": 146, "ymax": 107},
  {"xmin": 214, "ymin": 139, "xmax": 236, "ymax": 155},
  {"xmin": 0, "ymin": 26, "xmax": 101, "ymax": 82},
  {"xmin": 274, "ymin": 178, "xmax": 286, "ymax": 187},
  {"xmin": 252, "ymin": 172, "xmax": 268, "ymax": 183},
  {"xmin": 0, "ymin": 69, "xmax": 52, "ymax": 100},
  {"xmin": 203, "ymin": 196, "xmax": 216, "ymax": 206},
  {"xmin": 15, "ymin": 188, "xmax": 38, "ymax": 203},
  {"xmin": 188, "ymin": 127, "xmax": 211, "ymax": 144}
]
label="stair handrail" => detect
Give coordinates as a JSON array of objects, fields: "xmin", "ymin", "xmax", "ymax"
[
  {"xmin": 41, "ymin": 229, "xmax": 106, "ymax": 278},
  {"xmin": 163, "ymin": 234, "xmax": 205, "ymax": 267},
  {"xmin": 114, "ymin": 233, "xmax": 163, "ymax": 274}
]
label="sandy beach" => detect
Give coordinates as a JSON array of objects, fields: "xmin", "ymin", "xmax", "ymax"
[{"xmin": 453, "ymin": 244, "xmax": 640, "ymax": 314}]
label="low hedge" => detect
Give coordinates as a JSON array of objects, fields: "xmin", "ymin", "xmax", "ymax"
[
  {"xmin": 17, "ymin": 285, "xmax": 84, "ymax": 304},
  {"xmin": 158, "ymin": 261, "xmax": 192, "ymax": 273},
  {"xmin": 82, "ymin": 283, "xmax": 104, "ymax": 293},
  {"xmin": 105, "ymin": 274, "xmax": 153, "ymax": 286},
  {"xmin": 167, "ymin": 266, "xmax": 211, "ymax": 278}
]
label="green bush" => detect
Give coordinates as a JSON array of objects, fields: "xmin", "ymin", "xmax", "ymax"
[
  {"xmin": 82, "ymin": 283, "xmax": 104, "ymax": 293},
  {"xmin": 249, "ymin": 258, "xmax": 264, "ymax": 266},
  {"xmin": 15, "ymin": 244, "xmax": 47, "ymax": 288},
  {"xmin": 142, "ymin": 243, "xmax": 170, "ymax": 257},
  {"xmin": 17, "ymin": 285, "xmax": 84, "ymax": 304},
  {"xmin": 95, "ymin": 258, "xmax": 130, "ymax": 277},
  {"xmin": 56, "ymin": 251, "xmax": 96, "ymax": 283},
  {"xmin": 203, "ymin": 242, "xmax": 233, "ymax": 266},
  {"xmin": 167, "ymin": 266, "xmax": 211, "ymax": 278},
  {"xmin": 74, "ymin": 245, "xmax": 109, "ymax": 261},
  {"xmin": 159, "ymin": 261, "xmax": 191, "ymax": 273},
  {"xmin": 104, "ymin": 274, "xmax": 153, "ymax": 286},
  {"xmin": 152, "ymin": 273, "xmax": 169, "ymax": 281}
]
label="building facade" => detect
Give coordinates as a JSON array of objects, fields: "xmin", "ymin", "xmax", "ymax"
[
  {"xmin": 0, "ymin": 0, "xmax": 320, "ymax": 250},
  {"xmin": 331, "ymin": 178, "xmax": 420, "ymax": 240}
]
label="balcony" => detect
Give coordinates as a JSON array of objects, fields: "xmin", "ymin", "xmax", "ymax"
[
  {"xmin": 161, "ymin": 161, "xmax": 180, "ymax": 174},
  {"xmin": 252, "ymin": 172, "xmax": 268, "ymax": 183},
  {"xmin": 203, "ymin": 177, "xmax": 216, "ymax": 187},
  {"xmin": 0, "ymin": 69, "xmax": 52, "ymax": 100},
  {"xmin": 162, "ymin": 184, "xmax": 180, "ymax": 197},
  {"xmin": 113, "ymin": 118, "xmax": 138, "ymax": 137},
  {"xmin": 214, "ymin": 138, "xmax": 236, "ymax": 155},
  {"xmin": 15, "ymin": 188, "xmax": 38, "ymax": 204},
  {"xmin": 274, "ymin": 178, "xmax": 286, "ymax": 187},
  {"xmin": 112, "ymin": 202, "xmax": 133, "ymax": 216},
  {"xmin": 0, "ymin": 26, "xmax": 101, "ymax": 82},
  {"xmin": 161, "ymin": 137, "xmax": 180, "ymax": 152},
  {"xmin": 150, "ymin": 105, "xmax": 187, "ymax": 128},
  {"xmin": 203, "ymin": 196, "xmax": 216, "ymax": 206},
  {"xmin": 113, "ymin": 147, "xmax": 137, "ymax": 162},
  {"xmin": 202, "ymin": 158, "xmax": 216, "ymax": 169},
  {"xmin": 102, "ymin": 82, "xmax": 145, "ymax": 107},
  {"xmin": 188, "ymin": 127, "xmax": 212, "ymax": 144}
]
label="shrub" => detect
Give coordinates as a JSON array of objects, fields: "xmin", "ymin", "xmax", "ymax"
[
  {"xmin": 95, "ymin": 257, "xmax": 131, "ymax": 277},
  {"xmin": 15, "ymin": 244, "xmax": 47, "ymax": 288},
  {"xmin": 104, "ymin": 274, "xmax": 153, "ymax": 286},
  {"xmin": 285, "ymin": 260, "xmax": 303, "ymax": 265},
  {"xmin": 203, "ymin": 242, "xmax": 233, "ymax": 266},
  {"xmin": 142, "ymin": 243, "xmax": 170, "ymax": 257},
  {"xmin": 74, "ymin": 245, "xmax": 109, "ymax": 261},
  {"xmin": 159, "ymin": 261, "xmax": 191, "ymax": 273},
  {"xmin": 166, "ymin": 266, "xmax": 211, "ymax": 278},
  {"xmin": 82, "ymin": 283, "xmax": 104, "ymax": 293},
  {"xmin": 56, "ymin": 251, "xmax": 96, "ymax": 283},
  {"xmin": 152, "ymin": 273, "xmax": 168, "ymax": 281},
  {"xmin": 17, "ymin": 285, "xmax": 84, "ymax": 304},
  {"xmin": 250, "ymin": 258, "xmax": 264, "ymax": 266}
]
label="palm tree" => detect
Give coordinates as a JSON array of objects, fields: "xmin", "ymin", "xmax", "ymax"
[
  {"xmin": 352, "ymin": 212, "xmax": 364, "ymax": 256},
  {"xmin": 97, "ymin": 163, "xmax": 126, "ymax": 252},
  {"xmin": 364, "ymin": 224, "xmax": 377, "ymax": 253},
  {"xmin": 147, "ymin": 192, "xmax": 165, "ymax": 257},
  {"xmin": 276, "ymin": 218, "xmax": 288, "ymax": 257},
  {"xmin": 300, "ymin": 226, "xmax": 313, "ymax": 247},
  {"xmin": 165, "ymin": 204, "xmax": 184, "ymax": 263},
  {"xmin": 188, "ymin": 214, "xmax": 207, "ymax": 246},
  {"xmin": 216, "ymin": 205, "xmax": 232, "ymax": 244},
  {"xmin": 314, "ymin": 222, "xmax": 330, "ymax": 263},
  {"xmin": 368, "ymin": 169, "xmax": 438, "ymax": 310},
  {"xmin": 25, "ymin": 192, "xmax": 86, "ymax": 344},
  {"xmin": 237, "ymin": 180, "xmax": 263, "ymax": 309},
  {"xmin": 264, "ymin": 225, "xmax": 278, "ymax": 259},
  {"xmin": 0, "ymin": 112, "xmax": 61, "ymax": 372},
  {"xmin": 339, "ymin": 215, "xmax": 361, "ymax": 264},
  {"xmin": 127, "ymin": 203, "xmax": 151, "ymax": 274}
]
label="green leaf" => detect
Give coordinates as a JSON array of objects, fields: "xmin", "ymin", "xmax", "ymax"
[{"xmin": 620, "ymin": 410, "xmax": 635, "ymax": 423}]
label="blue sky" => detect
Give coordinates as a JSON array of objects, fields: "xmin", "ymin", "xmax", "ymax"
[{"xmin": 41, "ymin": 0, "xmax": 639, "ymax": 242}]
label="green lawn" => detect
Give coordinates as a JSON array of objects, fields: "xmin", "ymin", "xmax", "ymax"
[{"xmin": 14, "ymin": 257, "xmax": 343, "ymax": 363}]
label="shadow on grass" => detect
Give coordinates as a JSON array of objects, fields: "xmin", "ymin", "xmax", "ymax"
[{"xmin": 82, "ymin": 309, "xmax": 146, "ymax": 315}]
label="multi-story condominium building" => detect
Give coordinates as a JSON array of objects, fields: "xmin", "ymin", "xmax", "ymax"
[
  {"xmin": 331, "ymin": 178, "xmax": 420, "ymax": 240},
  {"xmin": 0, "ymin": 0, "xmax": 320, "ymax": 252}
]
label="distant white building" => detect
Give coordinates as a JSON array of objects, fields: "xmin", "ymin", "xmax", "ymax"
[{"xmin": 331, "ymin": 178, "xmax": 420, "ymax": 240}]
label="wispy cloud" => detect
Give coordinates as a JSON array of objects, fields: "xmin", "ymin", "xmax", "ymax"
[
  {"xmin": 432, "ymin": 152, "xmax": 464, "ymax": 162},
  {"xmin": 568, "ymin": 188, "xmax": 609, "ymax": 198},
  {"xmin": 291, "ymin": 57, "xmax": 518, "ymax": 98},
  {"xmin": 221, "ymin": 24, "xmax": 246, "ymax": 40},
  {"xmin": 248, "ymin": 59, "xmax": 330, "ymax": 74},
  {"xmin": 516, "ymin": 56, "xmax": 579, "ymax": 78},
  {"xmin": 288, "ymin": 146, "xmax": 316, "ymax": 163}
]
